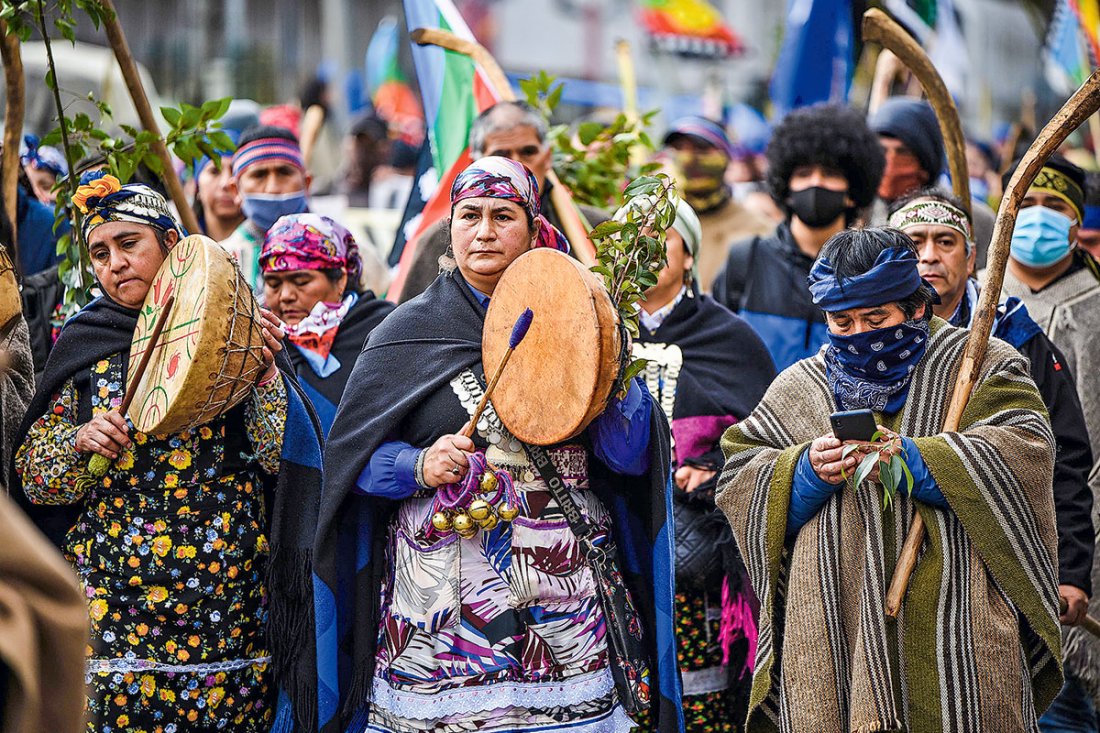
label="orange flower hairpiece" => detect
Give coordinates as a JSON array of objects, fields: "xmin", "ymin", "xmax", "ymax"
[{"xmin": 72, "ymin": 173, "xmax": 122, "ymax": 214}]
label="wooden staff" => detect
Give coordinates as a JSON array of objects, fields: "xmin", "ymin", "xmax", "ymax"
[
  {"xmin": 0, "ymin": 23, "xmax": 20, "ymax": 326},
  {"xmin": 885, "ymin": 70, "xmax": 1100, "ymax": 618},
  {"xmin": 99, "ymin": 0, "xmax": 200, "ymax": 235},
  {"xmin": 862, "ymin": 8, "xmax": 970, "ymax": 216},
  {"xmin": 410, "ymin": 27, "xmax": 597, "ymax": 266},
  {"xmin": 0, "ymin": 19, "xmax": 24, "ymax": 247}
]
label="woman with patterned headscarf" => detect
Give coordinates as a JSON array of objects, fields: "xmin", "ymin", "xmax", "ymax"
[
  {"xmin": 630, "ymin": 196, "xmax": 775, "ymax": 732},
  {"xmin": 310, "ymin": 156, "xmax": 682, "ymax": 733},
  {"xmin": 261, "ymin": 213, "xmax": 394, "ymax": 433},
  {"xmin": 10, "ymin": 172, "xmax": 324, "ymax": 733}
]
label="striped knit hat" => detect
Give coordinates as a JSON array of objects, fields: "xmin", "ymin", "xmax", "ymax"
[{"xmin": 232, "ymin": 126, "xmax": 305, "ymax": 177}]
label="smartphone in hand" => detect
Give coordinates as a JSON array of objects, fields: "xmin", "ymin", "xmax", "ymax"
[{"xmin": 830, "ymin": 409, "xmax": 877, "ymax": 442}]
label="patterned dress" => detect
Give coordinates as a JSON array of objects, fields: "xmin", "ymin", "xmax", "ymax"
[
  {"xmin": 366, "ymin": 370, "xmax": 637, "ymax": 733},
  {"xmin": 15, "ymin": 353, "xmax": 286, "ymax": 733}
]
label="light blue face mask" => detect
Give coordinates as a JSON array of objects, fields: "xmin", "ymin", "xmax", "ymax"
[
  {"xmin": 241, "ymin": 190, "xmax": 309, "ymax": 232},
  {"xmin": 1010, "ymin": 205, "xmax": 1075, "ymax": 268}
]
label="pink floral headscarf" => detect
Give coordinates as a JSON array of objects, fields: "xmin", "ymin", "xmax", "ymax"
[
  {"xmin": 260, "ymin": 213, "xmax": 363, "ymax": 284},
  {"xmin": 450, "ymin": 156, "xmax": 569, "ymax": 252}
]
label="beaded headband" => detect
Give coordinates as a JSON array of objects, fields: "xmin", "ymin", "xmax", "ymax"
[{"xmin": 888, "ymin": 199, "xmax": 972, "ymax": 241}]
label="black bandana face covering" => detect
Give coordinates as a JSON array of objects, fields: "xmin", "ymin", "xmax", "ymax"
[{"xmin": 788, "ymin": 186, "xmax": 849, "ymax": 228}]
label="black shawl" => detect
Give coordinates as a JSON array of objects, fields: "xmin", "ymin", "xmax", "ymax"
[
  {"xmin": 286, "ymin": 292, "xmax": 395, "ymax": 433},
  {"xmin": 312, "ymin": 270, "xmax": 682, "ymax": 733},
  {"xmin": 636, "ymin": 292, "xmax": 776, "ymax": 469},
  {"xmin": 7, "ymin": 295, "xmax": 325, "ymax": 733}
]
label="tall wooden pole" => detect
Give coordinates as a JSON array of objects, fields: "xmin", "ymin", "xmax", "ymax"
[
  {"xmin": 99, "ymin": 0, "xmax": 200, "ymax": 234},
  {"xmin": 0, "ymin": 19, "xmax": 24, "ymax": 247},
  {"xmin": 885, "ymin": 70, "xmax": 1100, "ymax": 617}
]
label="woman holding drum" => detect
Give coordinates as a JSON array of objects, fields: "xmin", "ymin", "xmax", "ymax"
[
  {"xmin": 11, "ymin": 173, "xmax": 322, "ymax": 733},
  {"xmin": 314, "ymin": 156, "xmax": 681, "ymax": 733},
  {"xmin": 630, "ymin": 197, "xmax": 775, "ymax": 732},
  {"xmin": 260, "ymin": 213, "xmax": 394, "ymax": 434}
]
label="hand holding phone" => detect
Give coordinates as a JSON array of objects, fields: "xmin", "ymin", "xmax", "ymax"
[{"xmin": 830, "ymin": 409, "xmax": 878, "ymax": 442}]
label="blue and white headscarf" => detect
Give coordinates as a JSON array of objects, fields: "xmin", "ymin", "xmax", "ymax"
[
  {"xmin": 20, "ymin": 134, "xmax": 68, "ymax": 177},
  {"xmin": 73, "ymin": 171, "xmax": 183, "ymax": 244}
]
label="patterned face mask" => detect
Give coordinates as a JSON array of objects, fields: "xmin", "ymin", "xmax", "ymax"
[
  {"xmin": 824, "ymin": 319, "xmax": 930, "ymax": 413},
  {"xmin": 672, "ymin": 149, "xmax": 730, "ymax": 213}
]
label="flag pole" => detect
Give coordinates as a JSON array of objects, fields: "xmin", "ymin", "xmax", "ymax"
[{"xmin": 411, "ymin": 27, "xmax": 597, "ymax": 266}]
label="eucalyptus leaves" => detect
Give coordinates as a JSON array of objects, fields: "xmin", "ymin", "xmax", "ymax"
[
  {"xmin": 520, "ymin": 71, "xmax": 658, "ymax": 209},
  {"xmin": 588, "ymin": 174, "xmax": 676, "ymax": 389},
  {"xmin": 841, "ymin": 431, "xmax": 915, "ymax": 510}
]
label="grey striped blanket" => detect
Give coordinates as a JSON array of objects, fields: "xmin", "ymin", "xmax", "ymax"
[{"xmin": 716, "ymin": 318, "xmax": 1062, "ymax": 732}]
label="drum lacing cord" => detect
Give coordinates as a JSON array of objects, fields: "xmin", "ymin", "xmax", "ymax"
[{"xmin": 193, "ymin": 271, "xmax": 266, "ymax": 424}]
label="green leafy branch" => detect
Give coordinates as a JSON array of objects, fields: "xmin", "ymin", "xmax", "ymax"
[
  {"xmin": 588, "ymin": 173, "xmax": 675, "ymax": 391},
  {"xmin": 841, "ymin": 431, "xmax": 914, "ymax": 510},
  {"xmin": 2, "ymin": 0, "xmax": 232, "ymax": 309},
  {"xmin": 520, "ymin": 70, "xmax": 659, "ymax": 209}
]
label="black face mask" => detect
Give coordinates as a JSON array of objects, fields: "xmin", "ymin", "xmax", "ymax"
[{"xmin": 788, "ymin": 186, "xmax": 850, "ymax": 228}]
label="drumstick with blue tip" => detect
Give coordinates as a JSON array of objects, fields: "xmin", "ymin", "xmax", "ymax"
[
  {"xmin": 87, "ymin": 296, "xmax": 176, "ymax": 477},
  {"xmin": 461, "ymin": 308, "xmax": 533, "ymax": 439}
]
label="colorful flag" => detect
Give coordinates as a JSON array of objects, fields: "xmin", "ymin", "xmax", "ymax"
[
  {"xmin": 387, "ymin": 0, "xmax": 503, "ymax": 300},
  {"xmin": 769, "ymin": 0, "xmax": 856, "ymax": 118},
  {"xmin": 1074, "ymin": 0, "xmax": 1100, "ymax": 63},
  {"xmin": 366, "ymin": 16, "xmax": 424, "ymax": 141},
  {"xmin": 1046, "ymin": 0, "xmax": 1092, "ymax": 94},
  {"xmin": 637, "ymin": 0, "xmax": 744, "ymax": 59}
]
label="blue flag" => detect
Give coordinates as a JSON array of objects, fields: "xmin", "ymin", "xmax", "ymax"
[{"xmin": 770, "ymin": 0, "xmax": 855, "ymax": 118}]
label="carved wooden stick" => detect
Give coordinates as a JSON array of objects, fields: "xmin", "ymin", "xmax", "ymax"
[
  {"xmin": 862, "ymin": 8, "xmax": 971, "ymax": 216},
  {"xmin": 1, "ymin": 20, "xmax": 24, "ymax": 247},
  {"xmin": 885, "ymin": 70, "xmax": 1100, "ymax": 618},
  {"xmin": 410, "ymin": 27, "xmax": 597, "ymax": 265}
]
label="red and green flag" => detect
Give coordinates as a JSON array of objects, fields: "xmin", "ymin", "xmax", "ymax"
[{"xmin": 387, "ymin": 0, "xmax": 503, "ymax": 301}]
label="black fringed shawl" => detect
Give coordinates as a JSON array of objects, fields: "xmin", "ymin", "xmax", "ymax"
[
  {"xmin": 287, "ymin": 292, "xmax": 395, "ymax": 434},
  {"xmin": 312, "ymin": 270, "xmax": 683, "ymax": 733},
  {"xmin": 636, "ymin": 292, "xmax": 776, "ymax": 470},
  {"xmin": 7, "ymin": 295, "xmax": 325, "ymax": 733}
]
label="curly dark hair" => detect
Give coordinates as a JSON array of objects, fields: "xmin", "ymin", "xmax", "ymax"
[{"xmin": 766, "ymin": 103, "xmax": 886, "ymax": 215}]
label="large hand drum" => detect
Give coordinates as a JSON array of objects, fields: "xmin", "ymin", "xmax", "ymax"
[
  {"xmin": 126, "ymin": 235, "xmax": 266, "ymax": 434},
  {"xmin": 483, "ymin": 248, "xmax": 622, "ymax": 446}
]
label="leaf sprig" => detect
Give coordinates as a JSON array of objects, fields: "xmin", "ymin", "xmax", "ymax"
[
  {"xmin": 841, "ymin": 431, "xmax": 915, "ymax": 511},
  {"xmin": 520, "ymin": 71, "xmax": 659, "ymax": 209},
  {"xmin": 3, "ymin": 0, "xmax": 233, "ymax": 310},
  {"xmin": 588, "ymin": 174, "xmax": 675, "ymax": 392}
]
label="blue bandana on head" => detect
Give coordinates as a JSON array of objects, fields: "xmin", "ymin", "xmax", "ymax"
[{"xmin": 808, "ymin": 245, "xmax": 939, "ymax": 312}]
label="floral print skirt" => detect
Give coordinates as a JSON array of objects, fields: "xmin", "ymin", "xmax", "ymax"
[
  {"xmin": 368, "ymin": 446, "xmax": 637, "ymax": 733},
  {"xmin": 70, "ymin": 478, "xmax": 275, "ymax": 732}
]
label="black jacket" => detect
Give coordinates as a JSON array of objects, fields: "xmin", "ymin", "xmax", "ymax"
[{"xmin": 711, "ymin": 223, "xmax": 829, "ymax": 373}]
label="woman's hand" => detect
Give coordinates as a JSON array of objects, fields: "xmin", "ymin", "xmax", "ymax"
[
  {"xmin": 75, "ymin": 411, "xmax": 131, "ymax": 459},
  {"xmin": 257, "ymin": 308, "xmax": 286, "ymax": 383},
  {"xmin": 422, "ymin": 430, "xmax": 476, "ymax": 488},
  {"xmin": 675, "ymin": 465, "xmax": 716, "ymax": 493},
  {"xmin": 808, "ymin": 434, "xmax": 858, "ymax": 485}
]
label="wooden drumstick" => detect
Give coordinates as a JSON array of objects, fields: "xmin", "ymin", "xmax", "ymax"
[
  {"xmin": 87, "ymin": 296, "xmax": 175, "ymax": 477},
  {"xmin": 462, "ymin": 308, "xmax": 533, "ymax": 439}
]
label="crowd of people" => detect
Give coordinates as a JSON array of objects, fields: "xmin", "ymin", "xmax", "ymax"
[{"xmin": 1, "ymin": 61, "xmax": 1100, "ymax": 733}]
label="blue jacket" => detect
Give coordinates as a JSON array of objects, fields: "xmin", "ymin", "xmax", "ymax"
[{"xmin": 712, "ymin": 223, "xmax": 829, "ymax": 372}]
